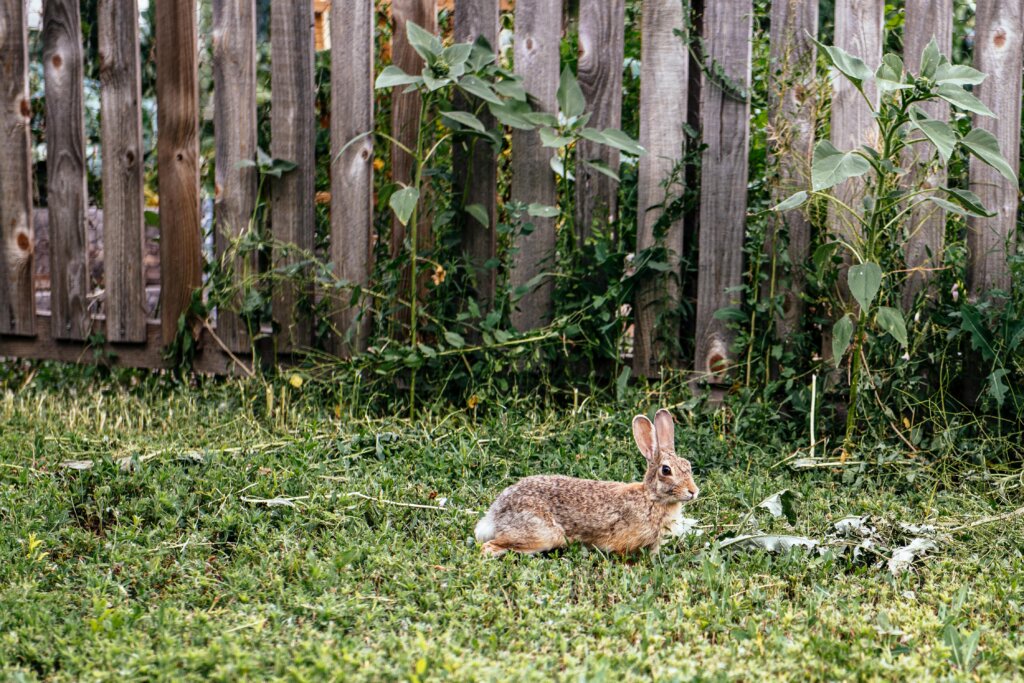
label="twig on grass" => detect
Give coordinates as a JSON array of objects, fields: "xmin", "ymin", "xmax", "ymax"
[
  {"xmin": 943, "ymin": 505, "xmax": 1024, "ymax": 532},
  {"xmin": 343, "ymin": 491, "xmax": 479, "ymax": 515}
]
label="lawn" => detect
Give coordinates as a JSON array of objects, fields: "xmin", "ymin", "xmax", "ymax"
[{"xmin": 2, "ymin": 371, "xmax": 1023, "ymax": 681}]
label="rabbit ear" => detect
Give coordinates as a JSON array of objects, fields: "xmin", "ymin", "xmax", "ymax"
[
  {"xmin": 654, "ymin": 409, "xmax": 675, "ymax": 452},
  {"xmin": 632, "ymin": 415, "xmax": 658, "ymax": 463}
]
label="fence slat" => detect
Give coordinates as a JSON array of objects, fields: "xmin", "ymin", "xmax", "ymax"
[
  {"xmin": 633, "ymin": 0, "xmax": 687, "ymax": 377},
  {"xmin": 98, "ymin": 0, "xmax": 146, "ymax": 343},
  {"xmin": 967, "ymin": 2, "xmax": 1022, "ymax": 298},
  {"xmin": 902, "ymin": 0, "xmax": 952, "ymax": 309},
  {"xmin": 155, "ymin": 0, "xmax": 202, "ymax": 346},
  {"xmin": 43, "ymin": 0, "xmax": 89, "ymax": 340},
  {"xmin": 270, "ymin": 0, "xmax": 316, "ymax": 351},
  {"xmin": 509, "ymin": 0, "xmax": 561, "ymax": 331},
  {"xmin": 575, "ymin": 0, "xmax": 625, "ymax": 243},
  {"xmin": 454, "ymin": 0, "xmax": 499, "ymax": 307},
  {"xmin": 330, "ymin": 0, "xmax": 374, "ymax": 356},
  {"xmin": 764, "ymin": 0, "xmax": 818, "ymax": 345},
  {"xmin": 212, "ymin": 0, "xmax": 257, "ymax": 352},
  {"xmin": 694, "ymin": 0, "xmax": 752, "ymax": 383},
  {"xmin": 0, "ymin": 0, "xmax": 35, "ymax": 336}
]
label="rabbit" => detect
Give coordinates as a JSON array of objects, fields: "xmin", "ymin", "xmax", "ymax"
[{"xmin": 475, "ymin": 408, "xmax": 699, "ymax": 557}]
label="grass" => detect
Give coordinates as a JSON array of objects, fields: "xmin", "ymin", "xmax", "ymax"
[{"xmin": 2, "ymin": 367, "xmax": 1024, "ymax": 681}]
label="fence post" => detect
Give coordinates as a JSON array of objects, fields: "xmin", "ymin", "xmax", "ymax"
[
  {"xmin": 694, "ymin": 0, "xmax": 752, "ymax": 386},
  {"xmin": 156, "ymin": 0, "xmax": 202, "ymax": 347},
  {"xmin": 212, "ymin": 0, "xmax": 258, "ymax": 353},
  {"xmin": 330, "ymin": 0, "xmax": 375, "ymax": 356},
  {"xmin": 902, "ymin": 0, "xmax": 952, "ymax": 309},
  {"xmin": 99, "ymin": 0, "xmax": 147, "ymax": 343},
  {"xmin": 0, "ymin": 0, "xmax": 36, "ymax": 336},
  {"xmin": 574, "ymin": 0, "xmax": 626, "ymax": 243},
  {"xmin": 633, "ymin": 0, "xmax": 688, "ymax": 378},
  {"xmin": 270, "ymin": 0, "xmax": 316, "ymax": 351},
  {"xmin": 43, "ymin": 0, "xmax": 89, "ymax": 340},
  {"xmin": 510, "ymin": 0, "xmax": 561, "ymax": 331},
  {"xmin": 967, "ymin": 3, "xmax": 1022, "ymax": 299},
  {"xmin": 454, "ymin": 0, "xmax": 499, "ymax": 308},
  {"xmin": 764, "ymin": 0, "xmax": 818, "ymax": 349}
]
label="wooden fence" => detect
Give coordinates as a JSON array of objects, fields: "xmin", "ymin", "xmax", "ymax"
[{"xmin": 0, "ymin": 0, "xmax": 1020, "ymax": 378}]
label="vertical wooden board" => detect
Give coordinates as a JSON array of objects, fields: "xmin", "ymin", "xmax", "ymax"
[
  {"xmin": 98, "ymin": 0, "xmax": 146, "ymax": 343},
  {"xmin": 330, "ymin": 0, "xmax": 374, "ymax": 356},
  {"xmin": 902, "ymin": 0, "xmax": 952, "ymax": 309},
  {"xmin": 43, "ymin": 0, "xmax": 89, "ymax": 340},
  {"xmin": 510, "ymin": 0, "xmax": 561, "ymax": 331},
  {"xmin": 389, "ymin": 0, "xmax": 435, "ymax": 337},
  {"xmin": 574, "ymin": 0, "xmax": 625, "ymax": 242},
  {"xmin": 0, "ymin": 0, "xmax": 35, "ymax": 336},
  {"xmin": 270, "ymin": 0, "xmax": 316, "ymax": 351},
  {"xmin": 694, "ymin": 0, "xmax": 752, "ymax": 382},
  {"xmin": 155, "ymin": 0, "xmax": 202, "ymax": 347},
  {"xmin": 212, "ymin": 0, "xmax": 258, "ymax": 352},
  {"xmin": 633, "ymin": 0, "xmax": 687, "ymax": 377},
  {"xmin": 453, "ymin": 0, "xmax": 499, "ymax": 307},
  {"xmin": 968, "ymin": 2, "xmax": 1022, "ymax": 298},
  {"xmin": 764, "ymin": 0, "xmax": 818, "ymax": 343}
]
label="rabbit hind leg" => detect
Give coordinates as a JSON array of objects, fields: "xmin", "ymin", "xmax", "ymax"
[{"xmin": 481, "ymin": 516, "xmax": 566, "ymax": 556}]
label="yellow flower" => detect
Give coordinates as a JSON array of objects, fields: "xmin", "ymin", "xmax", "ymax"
[
  {"xmin": 467, "ymin": 394, "xmax": 479, "ymax": 410},
  {"xmin": 373, "ymin": 157, "xmax": 385, "ymax": 171},
  {"xmin": 289, "ymin": 374, "xmax": 303, "ymax": 389},
  {"xmin": 431, "ymin": 265, "xmax": 446, "ymax": 286}
]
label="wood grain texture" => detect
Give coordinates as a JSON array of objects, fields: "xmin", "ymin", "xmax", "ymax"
[
  {"xmin": 453, "ymin": 0, "xmax": 499, "ymax": 307},
  {"xmin": 967, "ymin": 1, "xmax": 1022, "ymax": 298},
  {"xmin": 155, "ymin": 0, "xmax": 202, "ymax": 347},
  {"xmin": 390, "ymin": 0, "xmax": 436, "ymax": 336},
  {"xmin": 764, "ymin": 0, "xmax": 818, "ymax": 345},
  {"xmin": 0, "ymin": 0, "xmax": 36, "ymax": 335},
  {"xmin": 902, "ymin": 0, "xmax": 952, "ymax": 309},
  {"xmin": 509, "ymin": 0, "xmax": 561, "ymax": 331},
  {"xmin": 98, "ymin": 0, "xmax": 146, "ymax": 343},
  {"xmin": 212, "ymin": 0, "xmax": 258, "ymax": 352},
  {"xmin": 574, "ymin": 0, "xmax": 625, "ymax": 243},
  {"xmin": 270, "ymin": 0, "xmax": 316, "ymax": 351},
  {"xmin": 43, "ymin": 0, "xmax": 89, "ymax": 340},
  {"xmin": 330, "ymin": 0, "xmax": 374, "ymax": 356},
  {"xmin": 632, "ymin": 0, "xmax": 687, "ymax": 377},
  {"xmin": 694, "ymin": 0, "xmax": 752, "ymax": 382}
]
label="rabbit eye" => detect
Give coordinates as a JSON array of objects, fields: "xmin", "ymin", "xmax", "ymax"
[{"xmin": 660, "ymin": 465, "xmax": 672, "ymax": 476}]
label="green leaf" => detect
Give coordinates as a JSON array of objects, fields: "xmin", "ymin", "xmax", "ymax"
[
  {"xmin": 772, "ymin": 190, "xmax": 808, "ymax": 212},
  {"xmin": 929, "ymin": 187, "xmax": 996, "ymax": 217},
  {"xmin": 876, "ymin": 306, "xmax": 908, "ymax": 347},
  {"xmin": 443, "ymin": 330, "xmax": 466, "ymax": 348},
  {"xmin": 405, "ymin": 21, "xmax": 442, "ymax": 62},
  {"xmin": 713, "ymin": 307, "xmax": 747, "ymax": 323},
  {"xmin": 615, "ymin": 365, "xmax": 631, "ymax": 402},
  {"xmin": 492, "ymin": 78, "xmax": 527, "ymax": 101},
  {"xmin": 934, "ymin": 62, "xmax": 986, "ymax": 86},
  {"xmin": 757, "ymin": 489, "xmax": 800, "ymax": 525},
  {"xmin": 527, "ymin": 203, "xmax": 560, "ymax": 218},
  {"xmin": 388, "ymin": 186, "xmax": 419, "ymax": 226},
  {"xmin": 441, "ymin": 43, "xmax": 473, "ymax": 72},
  {"xmin": 539, "ymin": 127, "xmax": 573, "ymax": 148},
  {"xmin": 876, "ymin": 55, "xmax": 911, "ymax": 92},
  {"xmin": 811, "ymin": 140, "xmax": 872, "ymax": 191},
  {"xmin": 959, "ymin": 304, "xmax": 995, "ymax": 361},
  {"xmin": 144, "ymin": 209, "xmax": 160, "ymax": 227},
  {"xmin": 375, "ymin": 65, "xmax": 423, "ymax": 89},
  {"xmin": 441, "ymin": 110, "xmax": 486, "ymax": 133},
  {"xmin": 813, "ymin": 39, "xmax": 874, "ymax": 89},
  {"xmin": 580, "ymin": 127, "xmax": 646, "ymax": 155},
  {"xmin": 988, "ymin": 368, "xmax": 1010, "ymax": 407},
  {"xmin": 832, "ymin": 315, "xmax": 854, "ymax": 367},
  {"xmin": 848, "ymin": 262, "xmax": 882, "ymax": 313},
  {"xmin": 908, "ymin": 108, "xmax": 956, "ymax": 162},
  {"xmin": 919, "ymin": 38, "xmax": 941, "ymax": 79},
  {"xmin": 936, "ymin": 84, "xmax": 995, "ymax": 117},
  {"xmin": 458, "ymin": 75, "xmax": 502, "ymax": 104},
  {"xmin": 960, "ymin": 128, "xmax": 1018, "ymax": 183},
  {"xmin": 549, "ymin": 154, "xmax": 573, "ymax": 180},
  {"xmin": 557, "ymin": 66, "xmax": 586, "ymax": 119},
  {"xmin": 582, "ymin": 158, "xmax": 620, "ymax": 182},
  {"xmin": 465, "ymin": 203, "xmax": 489, "ymax": 227},
  {"xmin": 488, "ymin": 99, "xmax": 535, "ymax": 130}
]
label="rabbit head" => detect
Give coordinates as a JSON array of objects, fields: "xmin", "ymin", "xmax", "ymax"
[{"xmin": 632, "ymin": 409, "xmax": 699, "ymax": 505}]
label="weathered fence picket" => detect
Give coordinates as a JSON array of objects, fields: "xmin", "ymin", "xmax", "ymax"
[
  {"xmin": 213, "ymin": 0, "xmax": 258, "ymax": 353},
  {"xmin": 509, "ymin": 0, "xmax": 561, "ymax": 331},
  {"xmin": 43, "ymin": 0, "xmax": 89, "ymax": 340},
  {"xmin": 0, "ymin": 0, "xmax": 35, "ymax": 336},
  {"xmin": 155, "ymin": 0, "xmax": 202, "ymax": 347},
  {"xmin": 695, "ymin": 0, "xmax": 753, "ymax": 383},
  {"xmin": 633, "ymin": 0, "xmax": 688, "ymax": 378}
]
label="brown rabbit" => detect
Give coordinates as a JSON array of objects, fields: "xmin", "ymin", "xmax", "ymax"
[{"xmin": 475, "ymin": 409, "xmax": 699, "ymax": 557}]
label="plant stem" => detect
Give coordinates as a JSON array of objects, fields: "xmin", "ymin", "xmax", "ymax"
[
  {"xmin": 844, "ymin": 310, "xmax": 867, "ymax": 449},
  {"xmin": 408, "ymin": 96, "xmax": 430, "ymax": 420}
]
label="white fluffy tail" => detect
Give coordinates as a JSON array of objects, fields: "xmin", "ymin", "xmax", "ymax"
[{"xmin": 474, "ymin": 512, "xmax": 496, "ymax": 543}]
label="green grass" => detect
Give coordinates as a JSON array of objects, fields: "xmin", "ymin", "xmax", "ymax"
[{"xmin": 2, "ymin": 369, "xmax": 1023, "ymax": 681}]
